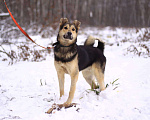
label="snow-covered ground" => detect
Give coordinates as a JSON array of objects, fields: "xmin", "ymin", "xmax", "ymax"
[{"xmin": 0, "ymin": 27, "xmax": 150, "ymax": 120}]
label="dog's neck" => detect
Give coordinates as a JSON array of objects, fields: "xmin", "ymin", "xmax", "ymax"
[
  {"xmin": 53, "ymin": 41, "xmax": 76, "ymax": 48},
  {"xmin": 53, "ymin": 41, "xmax": 78, "ymax": 62}
]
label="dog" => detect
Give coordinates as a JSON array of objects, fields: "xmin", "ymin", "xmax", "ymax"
[{"xmin": 53, "ymin": 18, "xmax": 106, "ymax": 107}]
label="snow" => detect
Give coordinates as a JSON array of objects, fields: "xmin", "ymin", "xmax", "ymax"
[
  {"xmin": 0, "ymin": 27, "xmax": 150, "ymax": 120},
  {"xmin": 0, "ymin": 13, "xmax": 9, "ymax": 16}
]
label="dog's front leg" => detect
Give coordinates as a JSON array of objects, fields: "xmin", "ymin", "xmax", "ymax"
[
  {"xmin": 64, "ymin": 70, "xmax": 79, "ymax": 107},
  {"xmin": 57, "ymin": 70, "xmax": 65, "ymax": 98}
]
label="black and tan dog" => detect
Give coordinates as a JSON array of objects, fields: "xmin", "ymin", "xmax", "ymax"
[{"xmin": 53, "ymin": 18, "xmax": 106, "ymax": 107}]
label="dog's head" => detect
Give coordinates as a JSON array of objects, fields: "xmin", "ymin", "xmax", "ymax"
[{"xmin": 57, "ymin": 18, "xmax": 81, "ymax": 46}]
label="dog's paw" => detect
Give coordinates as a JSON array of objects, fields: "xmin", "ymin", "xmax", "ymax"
[
  {"xmin": 63, "ymin": 102, "xmax": 77, "ymax": 108},
  {"xmin": 46, "ymin": 103, "xmax": 77, "ymax": 114},
  {"xmin": 63, "ymin": 102, "xmax": 71, "ymax": 108}
]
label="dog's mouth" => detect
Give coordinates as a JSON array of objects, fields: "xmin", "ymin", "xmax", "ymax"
[{"xmin": 63, "ymin": 32, "xmax": 73, "ymax": 40}]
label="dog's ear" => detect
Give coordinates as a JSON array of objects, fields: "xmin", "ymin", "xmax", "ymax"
[
  {"xmin": 73, "ymin": 20, "xmax": 81, "ymax": 32},
  {"xmin": 59, "ymin": 18, "xmax": 68, "ymax": 30}
]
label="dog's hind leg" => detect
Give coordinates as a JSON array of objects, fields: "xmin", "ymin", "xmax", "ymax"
[
  {"xmin": 92, "ymin": 63, "xmax": 105, "ymax": 91},
  {"xmin": 82, "ymin": 67, "xmax": 97, "ymax": 89}
]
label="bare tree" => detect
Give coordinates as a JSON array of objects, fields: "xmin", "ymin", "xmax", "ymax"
[
  {"xmin": 139, "ymin": 0, "xmax": 145, "ymax": 26},
  {"xmin": 73, "ymin": 0, "xmax": 79, "ymax": 20},
  {"xmin": 20, "ymin": 0, "xmax": 24, "ymax": 25},
  {"xmin": 1, "ymin": 0, "xmax": 150, "ymax": 27},
  {"xmin": 63, "ymin": 0, "xmax": 66, "ymax": 18}
]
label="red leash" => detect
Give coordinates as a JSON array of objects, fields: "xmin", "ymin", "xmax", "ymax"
[{"xmin": 4, "ymin": 0, "xmax": 53, "ymax": 50}]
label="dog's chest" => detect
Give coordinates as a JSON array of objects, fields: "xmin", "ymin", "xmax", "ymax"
[
  {"xmin": 54, "ymin": 45, "xmax": 77, "ymax": 63},
  {"xmin": 61, "ymin": 65, "xmax": 69, "ymax": 74}
]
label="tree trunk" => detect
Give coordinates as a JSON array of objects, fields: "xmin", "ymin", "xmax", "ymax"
[
  {"xmin": 20, "ymin": 0, "xmax": 24, "ymax": 25},
  {"xmin": 73, "ymin": 0, "xmax": 79, "ymax": 20},
  {"xmin": 63, "ymin": 0, "xmax": 66, "ymax": 18}
]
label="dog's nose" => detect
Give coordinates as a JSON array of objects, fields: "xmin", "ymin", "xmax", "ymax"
[{"xmin": 67, "ymin": 32, "xmax": 72, "ymax": 36}]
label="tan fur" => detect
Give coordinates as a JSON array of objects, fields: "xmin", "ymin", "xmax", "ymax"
[
  {"xmin": 82, "ymin": 62, "xmax": 106, "ymax": 91},
  {"xmin": 55, "ymin": 58, "xmax": 105, "ymax": 107},
  {"xmin": 59, "ymin": 18, "xmax": 68, "ymax": 29},
  {"xmin": 54, "ymin": 18, "xmax": 105, "ymax": 107},
  {"xmin": 54, "ymin": 56, "xmax": 79, "ymax": 106},
  {"xmin": 85, "ymin": 35, "xmax": 105, "ymax": 46},
  {"xmin": 82, "ymin": 66, "xmax": 97, "ymax": 89},
  {"xmin": 92, "ymin": 62, "xmax": 105, "ymax": 91},
  {"xmin": 58, "ymin": 25, "xmax": 78, "ymax": 46},
  {"xmin": 73, "ymin": 20, "xmax": 81, "ymax": 30}
]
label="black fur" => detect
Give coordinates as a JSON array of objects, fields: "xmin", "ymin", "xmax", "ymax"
[
  {"xmin": 54, "ymin": 52, "xmax": 77, "ymax": 62},
  {"xmin": 77, "ymin": 45, "xmax": 106, "ymax": 71},
  {"xmin": 59, "ymin": 23, "xmax": 68, "ymax": 31},
  {"xmin": 54, "ymin": 42, "xmax": 106, "ymax": 72},
  {"xmin": 98, "ymin": 41, "xmax": 105, "ymax": 53},
  {"xmin": 59, "ymin": 23, "xmax": 79, "ymax": 33},
  {"xmin": 54, "ymin": 43, "xmax": 77, "ymax": 62}
]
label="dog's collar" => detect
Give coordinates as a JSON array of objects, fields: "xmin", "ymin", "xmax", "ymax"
[
  {"xmin": 53, "ymin": 41, "xmax": 76, "ymax": 47},
  {"xmin": 59, "ymin": 43, "xmax": 75, "ymax": 47}
]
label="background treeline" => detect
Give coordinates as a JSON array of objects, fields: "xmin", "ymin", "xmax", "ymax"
[{"xmin": 0, "ymin": 0, "xmax": 150, "ymax": 27}]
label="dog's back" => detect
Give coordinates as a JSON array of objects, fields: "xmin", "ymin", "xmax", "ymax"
[{"xmin": 77, "ymin": 36, "xmax": 106, "ymax": 72}]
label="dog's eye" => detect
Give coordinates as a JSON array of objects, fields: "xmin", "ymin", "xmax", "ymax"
[
  {"xmin": 72, "ymin": 28, "xmax": 75, "ymax": 31},
  {"xmin": 64, "ymin": 27, "xmax": 68, "ymax": 30}
]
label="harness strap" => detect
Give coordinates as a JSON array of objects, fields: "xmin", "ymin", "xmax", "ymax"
[{"xmin": 4, "ymin": 0, "xmax": 53, "ymax": 50}]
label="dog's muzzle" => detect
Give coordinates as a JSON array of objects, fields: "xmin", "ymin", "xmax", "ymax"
[{"xmin": 63, "ymin": 32, "xmax": 73, "ymax": 40}]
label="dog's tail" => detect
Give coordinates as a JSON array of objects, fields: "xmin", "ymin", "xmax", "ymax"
[{"xmin": 84, "ymin": 35, "xmax": 105, "ymax": 53}]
